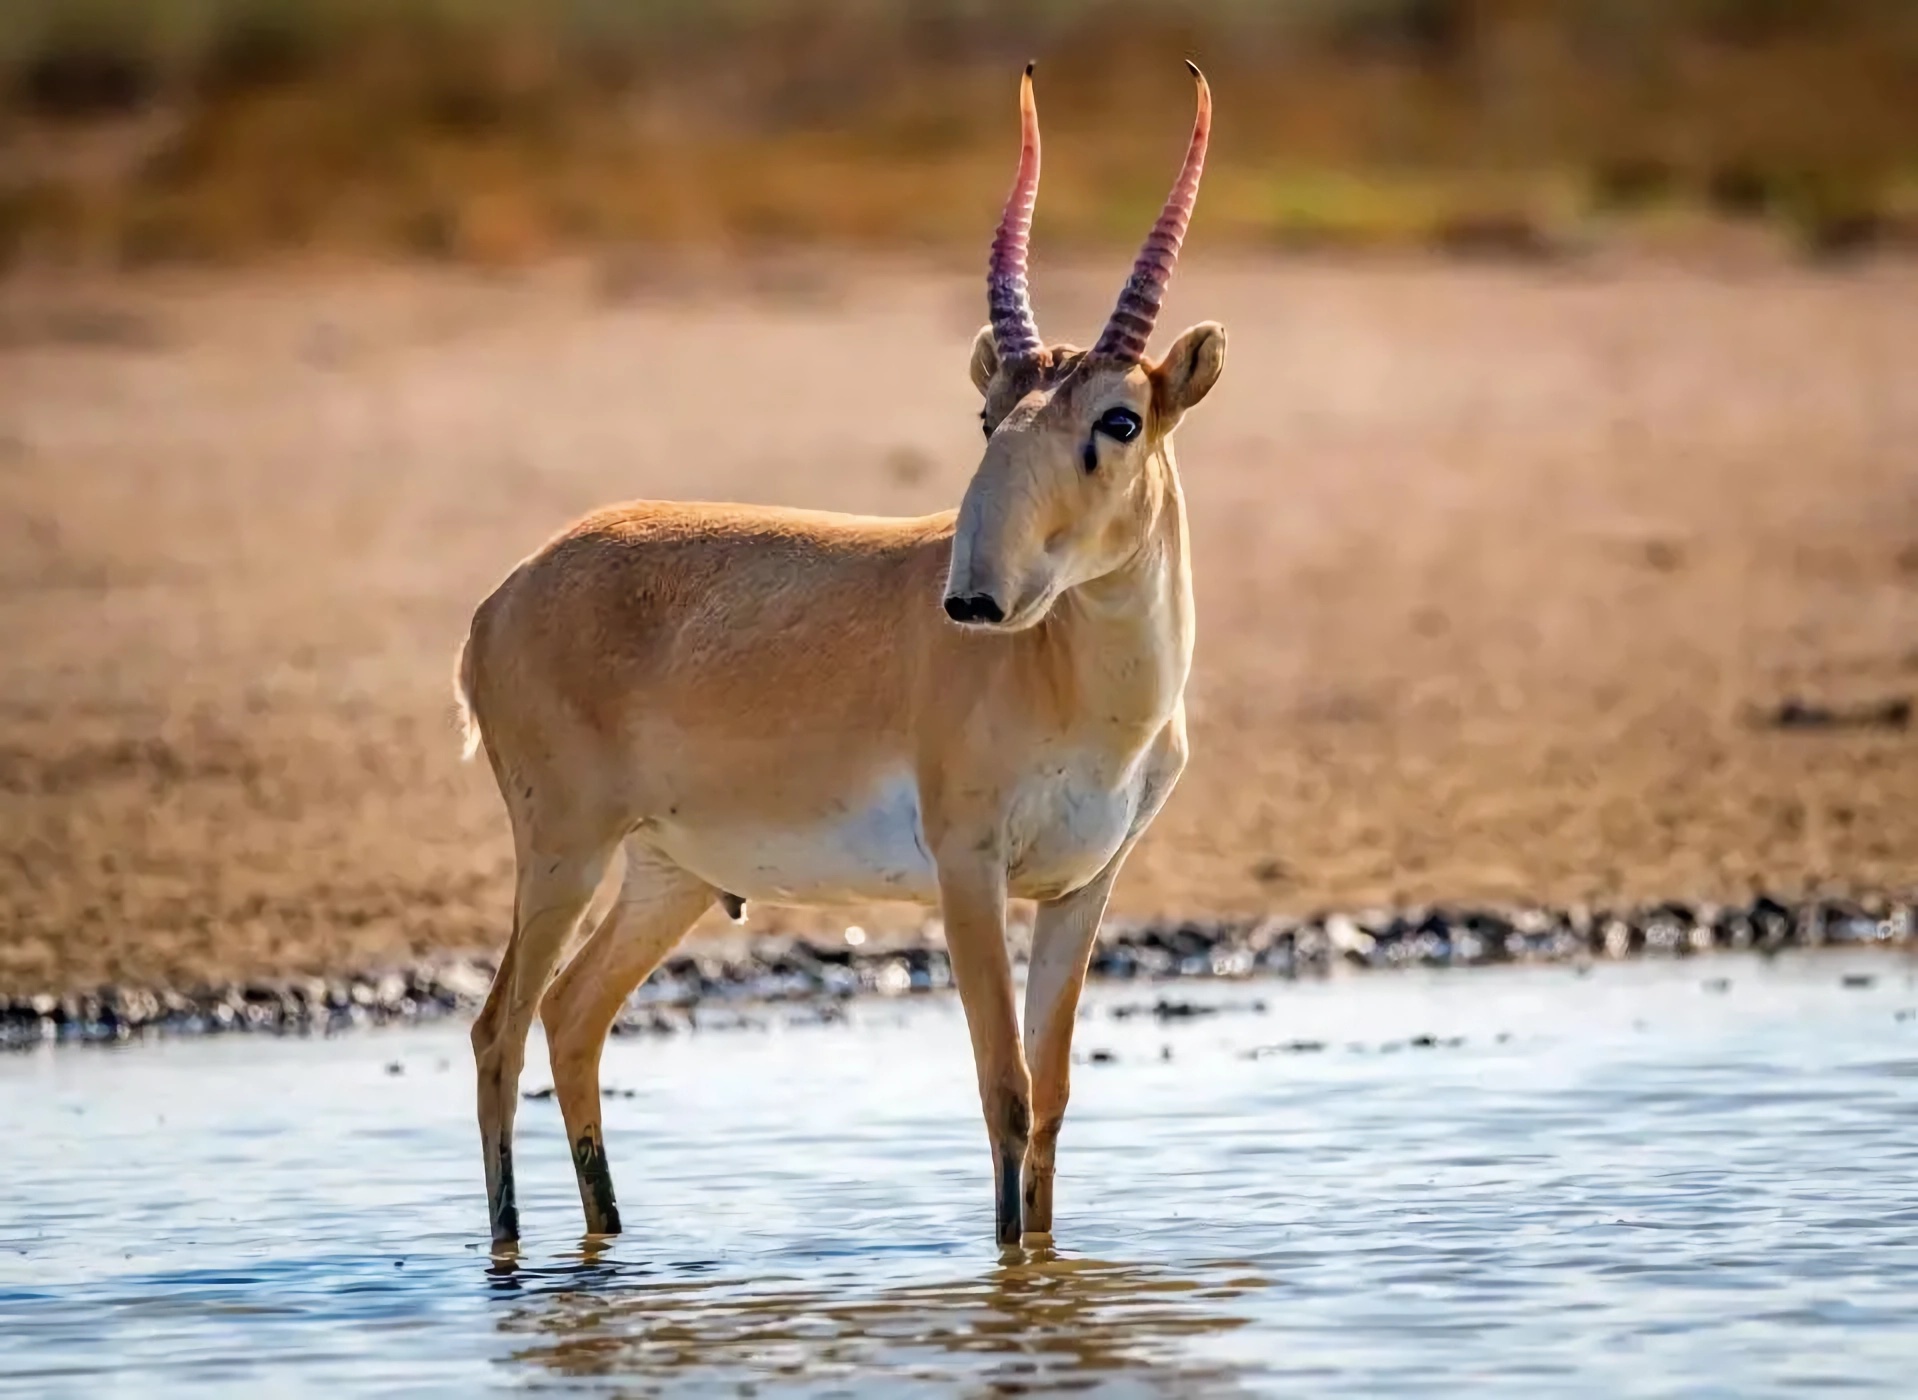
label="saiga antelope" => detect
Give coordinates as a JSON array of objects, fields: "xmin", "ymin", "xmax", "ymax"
[{"xmin": 456, "ymin": 62, "xmax": 1225, "ymax": 1249}]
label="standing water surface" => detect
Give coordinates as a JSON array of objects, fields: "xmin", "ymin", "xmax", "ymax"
[{"xmin": 3, "ymin": 953, "xmax": 1917, "ymax": 1396}]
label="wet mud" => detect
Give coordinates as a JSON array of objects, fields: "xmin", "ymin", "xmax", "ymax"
[{"xmin": 3, "ymin": 262, "xmax": 1916, "ymax": 1002}]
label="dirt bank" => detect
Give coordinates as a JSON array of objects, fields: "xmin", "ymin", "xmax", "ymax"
[{"xmin": 2, "ymin": 254, "xmax": 1914, "ymax": 993}]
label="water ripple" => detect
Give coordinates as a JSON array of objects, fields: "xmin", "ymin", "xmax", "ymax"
[{"xmin": 3, "ymin": 951, "xmax": 1916, "ymax": 1395}]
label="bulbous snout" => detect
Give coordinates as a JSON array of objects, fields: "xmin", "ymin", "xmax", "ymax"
[
  {"xmin": 946, "ymin": 446, "xmax": 1053, "ymax": 631},
  {"xmin": 943, "ymin": 592, "xmax": 1006, "ymax": 626}
]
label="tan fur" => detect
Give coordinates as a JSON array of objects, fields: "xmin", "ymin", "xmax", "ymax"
[{"xmin": 460, "ymin": 322, "xmax": 1225, "ymax": 1249}]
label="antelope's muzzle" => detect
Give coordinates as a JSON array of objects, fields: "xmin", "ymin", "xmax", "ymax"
[{"xmin": 943, "ymin": 592, "xmax": 1007, "ymax": 626}]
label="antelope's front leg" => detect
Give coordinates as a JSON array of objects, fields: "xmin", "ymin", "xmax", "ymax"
[
  {"xmin": 1021, "ymin": 861, "xmax": 1122, "ymax": 1238},
  {"xmin": 935, "ymin": 852, "xmax": 1029, "ymax": 1247}
]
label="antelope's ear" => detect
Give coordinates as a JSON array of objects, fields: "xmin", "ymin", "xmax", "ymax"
[
  {"xmin": 1151, "ymin": 321, "xmax": 1226, "ymax": 427},
  {"xmin": 968, "ymin": 325, "xmax": 1000, "ymax": 396}
]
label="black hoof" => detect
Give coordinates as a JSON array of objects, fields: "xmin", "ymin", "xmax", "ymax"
[
  {"xmin": 995, "ymin": 1155, "xmax": 1023, "ymax": 1245},
  {"xmin": 573, "ymin": 1133, "xmax": 622, "ymax": 1234},
  {"xmin": 490, "ymin": 1207, "xmax": 521, "ymax": 1248},
  {"xmin": 489, "ymin": 1141, "xmax": 520, "ymax": 1244}
]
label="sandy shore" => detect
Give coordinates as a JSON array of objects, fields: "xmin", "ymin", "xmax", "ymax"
[{"xmin": 2, "ymin": 253, "xmax": 1914, "ymax": 994}]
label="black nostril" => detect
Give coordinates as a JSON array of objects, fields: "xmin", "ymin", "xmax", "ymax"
[
  {"xmin": 959, "ymin": 590, "xmax": 1005, "ymax": 621},
  {"xmin": 944, "ymin": 593, "xmax": 1005, "ymax": 625}
]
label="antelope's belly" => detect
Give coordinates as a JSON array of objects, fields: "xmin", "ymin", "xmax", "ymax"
[{"xmin": 648, "ymin": 772, "xmax": 941, "ymax": 906}]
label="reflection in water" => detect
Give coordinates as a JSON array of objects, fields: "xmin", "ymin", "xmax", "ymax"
[{"xmin": 492, "ymin": 1245, "xmax": 1264, "ymax": 1393}]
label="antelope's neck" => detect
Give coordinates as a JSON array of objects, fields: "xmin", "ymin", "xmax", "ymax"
[{"xmin": 1049, "ymin": 453, "xmax": 1194, "ymax": 750}]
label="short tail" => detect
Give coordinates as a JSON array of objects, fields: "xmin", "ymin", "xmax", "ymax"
[{"xmin": 454, "ymin": 634, "xmax": 482, "ymax": 762}]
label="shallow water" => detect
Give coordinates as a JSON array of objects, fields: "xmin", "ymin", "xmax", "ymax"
[{"xmin": 4, "ymin": 953, "xmax": 1917, "ymax": 1397}]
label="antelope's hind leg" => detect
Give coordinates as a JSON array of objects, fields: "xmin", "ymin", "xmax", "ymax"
[
  {"xmin": 540, "ymin": 846, "xmax": 714, "ymax": 1236},
  {"xmin": 473, "ymin": 837, "xmax": 617, "ymax": 1248}
]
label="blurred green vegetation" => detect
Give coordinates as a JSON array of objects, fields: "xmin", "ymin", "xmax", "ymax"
[{"xmin": 1, "ymin": 0, "xmax": 1914, "ymax": 268}]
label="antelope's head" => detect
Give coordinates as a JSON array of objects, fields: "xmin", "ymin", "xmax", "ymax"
[{"xmin": 944, "ymin": 62, "xmax": 1226, "ymax": 632}]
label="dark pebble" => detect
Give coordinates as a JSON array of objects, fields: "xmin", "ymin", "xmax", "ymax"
[
  {"xmin": 1758, "ymin": 697, "xmax": 1910, "ymax": 732},
  {"xmin": 1111, "ymin": 999, "xmax": 1221, "ymax": 1022},
  {"xmin": 1242, "ymin": 1039, "xmax": 1327, "ymax": 1059}
]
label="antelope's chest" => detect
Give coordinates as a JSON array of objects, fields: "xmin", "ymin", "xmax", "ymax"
[{"xmin": 1003, "ymin": 754, "xmax": 1149, "ymax": 901}]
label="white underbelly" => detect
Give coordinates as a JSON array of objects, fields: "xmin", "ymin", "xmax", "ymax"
[
  {"xmin": 649, "ymin": 772, "xmax": 941, "ymax": 906},
  {"xmin": 643, "ymin": 753, "xmax": 1156, "ymax": 909}
]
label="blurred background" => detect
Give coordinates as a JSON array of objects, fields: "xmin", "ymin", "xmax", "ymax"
[
  {"xmin": 0, "ymin": 1, "xmax": 1914, "ymax": 997},
  {"xmin": 3, "ymin": 0, "xmax": 1916, "ymax": 266}
]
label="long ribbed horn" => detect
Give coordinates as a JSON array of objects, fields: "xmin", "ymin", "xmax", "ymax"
[
  {"xmin": 986, "ymin": 62, "xmax": 1042, "ymax": 364},
  {"xmin": 1092, "ymin": 61, "xmax": 1211, "ymax": 363}
]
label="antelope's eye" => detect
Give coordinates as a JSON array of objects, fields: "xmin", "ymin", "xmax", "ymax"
[{"xmin": 1095, "ymin": 407, "xmax": 1142, "ymax": 443}]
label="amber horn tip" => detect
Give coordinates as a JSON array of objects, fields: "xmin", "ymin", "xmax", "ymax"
[{"xmin": 1025, "ymin": 59, "xmax": 1036, "ymax": 77}]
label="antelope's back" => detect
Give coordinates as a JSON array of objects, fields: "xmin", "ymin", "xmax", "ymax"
[{"xmin": 468, "ymin": 500, "xmax": 957, "ymax": 753}]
